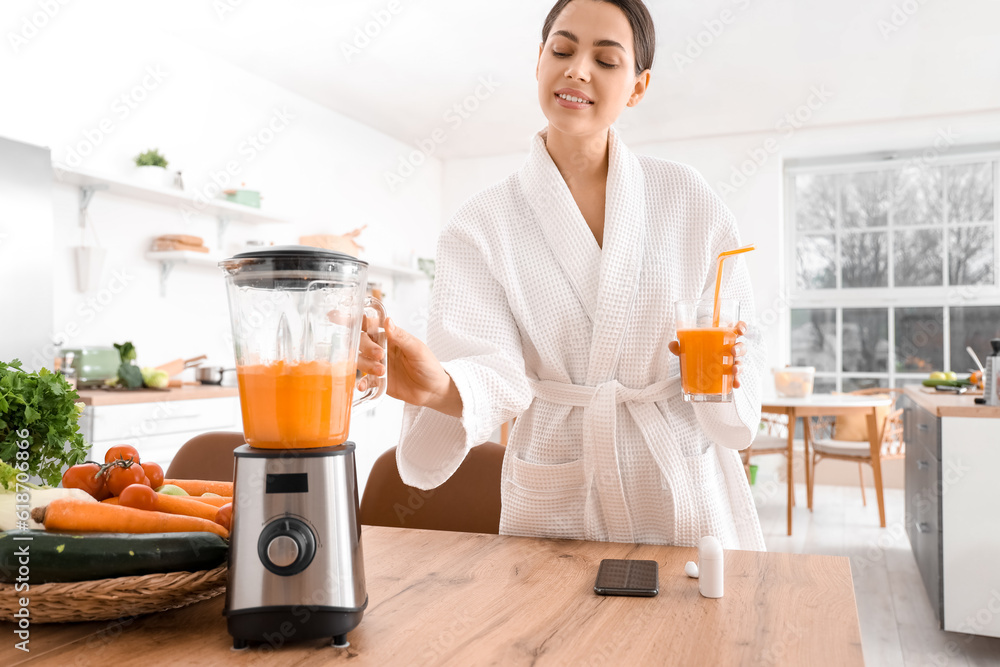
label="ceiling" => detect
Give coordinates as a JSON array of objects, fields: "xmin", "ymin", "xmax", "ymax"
[{"xmin": 160, "ymin": 0, "xmax": 1000, "ymax": 159}]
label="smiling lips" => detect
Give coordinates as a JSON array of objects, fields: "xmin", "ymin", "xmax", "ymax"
[{"xmin": 554, "ymin": 92, "xmax": 594, "ymax": 109}]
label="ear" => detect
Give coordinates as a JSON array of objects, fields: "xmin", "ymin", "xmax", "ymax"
[
  {"xmin": 626, "ymin": 70, "xmax": 651, "ymax": 107},
  {"xmin": 536, "ymin": 42, "xmax": 544, "ymax": 80}
]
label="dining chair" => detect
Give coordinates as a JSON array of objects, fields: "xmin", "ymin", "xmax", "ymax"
[
  {"xmin": 806, "ymin": 388, "xmax": 905, "ymax": 524},
  {"xmin": 165, "ymin": 431, "xmax": 246, "ymax": 482},
  {"xmin": 360, "ymin": 442, "xmax": 505, "ymax": 534},
  {"xmin": 742, "ymin": 413, "xmax": 802, "ymax": 505}
]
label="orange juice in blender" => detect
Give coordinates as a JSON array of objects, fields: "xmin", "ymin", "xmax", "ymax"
[{"xmin": 237, "ymin": 360, "xmax": 357, "ymax": 449}]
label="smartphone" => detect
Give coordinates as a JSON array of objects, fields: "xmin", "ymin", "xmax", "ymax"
[{"xmin": 593, "ymin": 559, "xmax": 659, "ymax": 597}]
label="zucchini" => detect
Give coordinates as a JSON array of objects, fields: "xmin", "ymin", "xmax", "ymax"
[{"xmin": 0, "ymin": 530, "xmax": 228, "ymax": 584}]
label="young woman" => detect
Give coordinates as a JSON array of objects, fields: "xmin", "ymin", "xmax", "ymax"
[{"xmin": 358, "ymin": 0, "xmax": 766, "ymax": 550}]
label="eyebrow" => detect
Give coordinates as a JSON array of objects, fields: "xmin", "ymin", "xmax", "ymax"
[{"xmin": 552, "ymin": 29, "xmax": 626, "ymax": 53}]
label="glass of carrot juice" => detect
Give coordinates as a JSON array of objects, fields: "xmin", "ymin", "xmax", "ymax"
[{"xmin": 675, "ymin": 299, "xmax": 739, "ymax": 403}]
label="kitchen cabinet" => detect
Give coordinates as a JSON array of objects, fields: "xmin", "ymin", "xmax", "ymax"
[
  {"xmin": 76, "ymin": 387, "xmax": 242, "ymax": 471},
  {"xmin": 902, "ymin": 387, "xmax": 1000, "ymax": 638}
]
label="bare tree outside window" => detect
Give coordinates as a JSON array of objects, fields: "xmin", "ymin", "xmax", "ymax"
[{"xmin": 790, "ymin": 155, "xmax": 998, "ymax": 388}]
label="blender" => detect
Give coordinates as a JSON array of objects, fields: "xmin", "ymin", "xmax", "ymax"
[{"xmin": 218, "ymin": 246, "xmax": 387, "ymax": 649}]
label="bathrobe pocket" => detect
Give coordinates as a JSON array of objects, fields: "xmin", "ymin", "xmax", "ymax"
[{"xmin": 500, "ymin": 456, "xmax": 587, "ymax": 539}]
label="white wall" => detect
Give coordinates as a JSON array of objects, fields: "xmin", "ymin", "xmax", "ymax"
[
  {"xmin": 0, "ymin": 138, "xmax": 54, "ymax": 372},
  {"xmin": 0, "ymin": 17, "xmax": 442, "ymax": 489}
]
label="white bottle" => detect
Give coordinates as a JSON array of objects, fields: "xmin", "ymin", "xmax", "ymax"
[{"xmin": 698, "ymin": 536, "xmax": 724, "ymax": 598}]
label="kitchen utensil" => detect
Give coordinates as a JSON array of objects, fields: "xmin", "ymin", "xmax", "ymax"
[
  {"xmin": 772, "ymin": 366, "xmax": 816, "ymax": 398},
  {"xmin": 156, "ymin": 355, "xmax": 207, "ymax": 378},
  {"xmin": 934, "ymin": 384, "xmax": 968, "ymax": 394},
  {"xmin": 967, "ymin": 346, "xmax": 985, "ymax": 374},
  {"xmin": 195, "ymin": 366, "xmax": 233, "ymax": 385},
  {"xmin": 219, "ymin": 245, "xmax": 387, "ymax": 649},
  {"xmin": 222, "ymin": 188, "xmax": 261, "ymax": 208},
  {"xmin": 60, "ymin": 347, "xmax": 120, "ymax": 388}
]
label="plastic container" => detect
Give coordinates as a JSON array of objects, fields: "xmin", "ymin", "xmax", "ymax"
[
  {"xmin": 772, "ymin": 366, "xmax": 816, "ymax": 398},
  {"xmin": 698, "ymin": 536, "xmax": 724, "ymax": 598}
]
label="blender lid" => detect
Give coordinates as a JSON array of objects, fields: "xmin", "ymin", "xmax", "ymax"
[{"xmin": 230, "ymin": 245, "xmax": 368, "ymax": 265}]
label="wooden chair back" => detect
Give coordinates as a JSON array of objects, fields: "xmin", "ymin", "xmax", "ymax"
[
  {"xmin": 360, "ymin": 442, "xmax": 505, "ymax": 535},
  {"xmin": 165, "ymin": 431, "xmax": 246, "ymax": 482}
]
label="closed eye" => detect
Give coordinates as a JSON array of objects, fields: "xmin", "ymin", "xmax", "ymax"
[{"xmin": 552, "ymin": 51, "xmax": 617, "ymax": 69}]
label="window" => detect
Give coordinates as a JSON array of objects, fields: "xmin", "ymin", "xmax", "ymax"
[{"xmin": 787, "ymin": 151, "xmax": 1000, "ymax": 390}]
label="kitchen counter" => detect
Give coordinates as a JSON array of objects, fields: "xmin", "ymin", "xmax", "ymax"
[
  {"xmin": 75, "ymin": 384, "xmax": 239, "ymax": 406},
  {"xmin": 0, "ymin": 526, "xmax": 863, "ymax": 666},
  {"xmin": 903, "ymin": 385, "xmax": 1000, "ymax": 419}
]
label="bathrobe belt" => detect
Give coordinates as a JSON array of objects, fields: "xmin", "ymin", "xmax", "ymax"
[{"xmin": 528, "ymin": 377, "xmax": 683, "ymax": 543}]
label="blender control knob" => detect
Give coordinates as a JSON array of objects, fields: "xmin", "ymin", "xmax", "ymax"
[
  {"xmin": 266, "ymin": 535, "xmax": 299, "ymax": 568},
  {"xmin": 257, "ymin": 517, "xmax": 316, "ymax": 576}
]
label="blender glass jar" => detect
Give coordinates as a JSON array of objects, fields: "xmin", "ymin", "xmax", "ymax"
[{"xmin": 220, "ymin": 246, "xmax": 387, "ymax": 449}]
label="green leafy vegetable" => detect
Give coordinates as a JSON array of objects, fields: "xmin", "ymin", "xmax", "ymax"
[
  {"xmin": 0, "ymin": 360, "xmax": 88, "ymax": 488},
  {"xmin": 114, "ymin": 341, "xmax": 143, "ymax": 389},
  {"xmin": 141, "ymin": 367, "xmax": 169, "ymax": 389}
]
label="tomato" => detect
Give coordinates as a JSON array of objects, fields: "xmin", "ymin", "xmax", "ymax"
[
  {"xmin": 106, "ymin": 461, "xmax": 146, "ymax": 496},
  {"xmin": 141, "ymin": 476, "xmax": 152, "ymax": 487},
  {"xmin": 119, "ymin": 483, "xmax": 158, "ymax": 511},
  {"xmin": 215, "ymin": 503, "xmax": 233, "ymax": 531},
  {"xmin": 62, "ymin": 463, "xmax": 110, "ymax": 501},
  {"xmin": 105, "ymin": 445, "xmax": 140, "ymax": 465},
  {"xmin": 141, "ymin": 462, "xmax": 164, "ymax": 489}
]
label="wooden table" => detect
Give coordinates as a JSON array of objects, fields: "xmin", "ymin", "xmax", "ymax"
[
  {"xmin": 761, "ymin": 394, "xmax": 893, "ymax": 536},
  {"xmin": 2, "ymin": 526, "xmax": 862, "ymax": 666}
]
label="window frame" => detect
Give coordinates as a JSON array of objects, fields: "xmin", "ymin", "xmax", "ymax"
[{"xmin": 784, "ymin": 145, "xmax": 1000, "ymax": 391}]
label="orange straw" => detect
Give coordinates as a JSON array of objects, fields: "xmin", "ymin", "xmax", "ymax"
[{"xmin": 712, "ymin": 244, "xmax": 756, "ymax": 327}]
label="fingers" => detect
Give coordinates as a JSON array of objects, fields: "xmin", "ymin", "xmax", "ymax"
[
  {"xmin": 735, "ymin": 321, "xmax": 748, "ymax": 336},
  {"xmin": 357, "ymin": 330, "xmax": 385, "ymax": 376},
  {"xmin": 356, "ymin": 355, "xmax": 385, "ymax": 377},
  {"xmin": 668, "ymin": 340, "xmax": 680, "ymax": 357},
  {"xmin": 732, "ymin": 341, "xmax": 746, "ymax": 358},
  {"xmin": 359, "ymin": 331, "xmax": 384, "ymax": 360}
]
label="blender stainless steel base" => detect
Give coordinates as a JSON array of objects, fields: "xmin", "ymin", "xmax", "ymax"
[{"xmin": 224, "ymin": 443, "xmax": 367, "ymax": 648}]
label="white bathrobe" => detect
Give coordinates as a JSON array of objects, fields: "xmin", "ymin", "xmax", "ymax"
[{"xmin": 396, "ymin": 125, "xmax": 766, "ymax": 551}]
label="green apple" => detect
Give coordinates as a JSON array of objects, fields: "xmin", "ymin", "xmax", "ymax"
[
  {"xmin": 944, "ymin": 371, "xmax": 958, "ymax": 381},
  {"xmin": 929, "ymin": 371, "xmax": 947, "ymax": 380},
  {"xmin": 156, "ymin": 484, "xmax": 189, "ymax": 496}
]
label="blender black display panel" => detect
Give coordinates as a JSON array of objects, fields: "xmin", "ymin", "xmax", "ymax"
[{"xmin": 265, "ymin": 473, "xmax": 309, "ymax": 494}]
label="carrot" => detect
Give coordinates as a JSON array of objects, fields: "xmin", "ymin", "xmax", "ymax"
[
  {"xmin": 150, "ymin": 493, "xmax": 221, "ymax": 522},
  {"xmin": 101, "ymin": 497, "xmax": 119, "ymax": 505},
  {"xmin": 31, "ymin": 499, "xmax": 229, "ymax": 538},
  {"xmin": 187, "ymin": 495, "xmax": 233, "ymax": 507},
  {"xmin": 163, "ymin": 479, "xmax": 234, "ymax": 496}
]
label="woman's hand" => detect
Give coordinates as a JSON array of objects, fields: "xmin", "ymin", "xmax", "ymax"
[
  {"xmin": 668, "ymin": 321, "xmax": 748, "ymax": 389},
  {"xmin": 356, "ymin": 318, "xmax": 463, "ymax": 417}
]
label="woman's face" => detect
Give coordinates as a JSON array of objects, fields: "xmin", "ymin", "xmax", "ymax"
[{"xmin": 537, "ymin": 0, "xmax": 649, "ymax": 137}]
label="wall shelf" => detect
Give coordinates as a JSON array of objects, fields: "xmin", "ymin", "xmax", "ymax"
[
  {"xmin": 145, "ymin": 250, "xmax": 225, "ymax": 296},
  {"xmin": 55, "ymin": 164, "xmax": 290, "ymax": 247}
]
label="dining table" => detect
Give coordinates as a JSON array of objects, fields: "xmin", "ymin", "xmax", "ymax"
[
  {"xmin": 760, "ymin": 393, "xmax": 894, "ymax": 536},
  {"xmin": 2, "ymin": 525, "xmax": 863, "ymax": 666}
]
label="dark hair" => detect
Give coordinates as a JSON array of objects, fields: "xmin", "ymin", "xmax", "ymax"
[{"xmin": 541, "ymin": 0, "xmax": 655, "ymax": 75}]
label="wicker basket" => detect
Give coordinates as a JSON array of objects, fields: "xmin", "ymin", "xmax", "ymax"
[{"xmin": 0, "ymin": 565, "xmax": 227, "ymax": 623}]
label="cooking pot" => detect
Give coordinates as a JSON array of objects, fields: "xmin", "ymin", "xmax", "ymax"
[{"xmin": 196, "ymin": 366, "xmax": 234, "ymax": 385}]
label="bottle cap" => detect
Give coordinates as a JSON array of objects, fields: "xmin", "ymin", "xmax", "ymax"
[{"xmin": 699, "ymin": 535, "xmax": 723, "ymax": 561}]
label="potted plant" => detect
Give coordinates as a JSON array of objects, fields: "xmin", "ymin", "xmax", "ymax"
[{"xmin": 133, "ymin": 148, "xmax": 172, "ymax": 189}]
